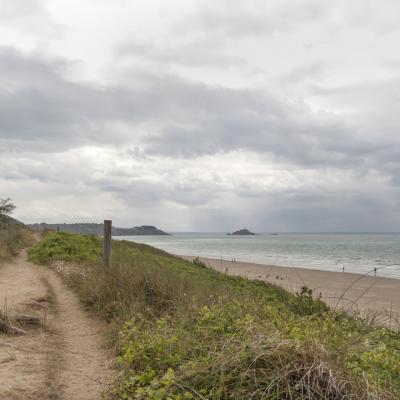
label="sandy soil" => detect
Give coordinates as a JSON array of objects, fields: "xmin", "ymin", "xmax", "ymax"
[
  {"xmin": 180, "ymin": 255, "xmax": 400, "ymax": 325},
  {"xmin": 0, "ymin": 251, "xmax": 112, "ymax": 399},
  {"xmin": 44, "ymin": 270, "xmax": 112, "ymax": 400},
  {"xmin": 0, "ymin": 250, "xmax": 48, "ymax": 399}
]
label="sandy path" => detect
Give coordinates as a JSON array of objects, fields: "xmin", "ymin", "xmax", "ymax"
[
  {"xmin": 0, "ymin": 250, "xmax": 48, "ymax": 399},
  {"xmin": 0, "ymin": 251, "xmax": 112, "ymax": 399},
  {"xmin": 43, "ymin": 270, "xmax": 112, "ymax": 400},
  {"xmin": 181, "ymin": 255, "xmax": 400, "ymax": 324}
]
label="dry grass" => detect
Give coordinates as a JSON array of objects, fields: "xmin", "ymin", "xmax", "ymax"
[
  {"xmin": 0, "ymin": 306, "xmax": 28, "ymax": 336},
  {"xmin": 0, "ymin": 223, "xmax": 34, "ymax": 264},
  {"xmin": 0, "ymin": 306, "xmax": 17, "ymax": 335},
  {"xmin": 177, "ymin": 339, "xmax": 369, "ymax": 400}
]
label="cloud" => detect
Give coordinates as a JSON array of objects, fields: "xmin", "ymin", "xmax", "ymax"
[
  {"xmin": 173, "ymin": 0, "xmax": 331, "ymax": 38},
  {"xmin": 118, "ymin": 36, "xmax": 245, "ymax": 69},
  {"xmin": 1, "ymin": 46, "xmax": 400, "ymax": 180},
  {"xmin": 174, "ymin": 0, "xmax": 400, "ymax": 40},
  {"xmin": 0, "ymin": 47, "xmax": 358, "ymax": 173},
  {"xmin": 0, "ymin": 48, "xmax": 140, "ymax": 151},
  {"xmin": 278, "ymin": 62, "xmax": 326, "ymax": 85},
  {"xmin": 0, "ymin": 0, "xmax": 62, "ymax": 39},
  {"xmin": 333, "ymin": 0, "xmax": 400, "ymax": 34},
  {"xmin": 2, "ymin": 0, "xmax": 400, "ymax": 231},
  {"xmin": 3, "ymin": 139, "xmax": 399, "ymax": 232}
]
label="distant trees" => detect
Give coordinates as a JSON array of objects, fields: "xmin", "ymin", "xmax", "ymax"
[{"xmin": 0, "ymin": 198, "xmax": 16, "ymax": 216}]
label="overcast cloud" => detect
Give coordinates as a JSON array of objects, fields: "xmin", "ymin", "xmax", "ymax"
[{"xmin": 1, "ymin": 0, "xmax": 400, "ymax": 231}]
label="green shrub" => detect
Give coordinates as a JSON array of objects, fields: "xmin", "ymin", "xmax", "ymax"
[{"xmin": 28, "ymin": 231, "xmax": 101, "ymax": 264}]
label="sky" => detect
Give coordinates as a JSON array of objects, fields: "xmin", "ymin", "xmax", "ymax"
[{"xmin": 1, "ymin": 0, "xmax": 400, "ymax": 232}]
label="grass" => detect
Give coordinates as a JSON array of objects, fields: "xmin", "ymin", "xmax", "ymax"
[
  {"xmin": 0, "ymin": 306, "xmax": 18, "ymax": 335},
  {"xmin": 29, "ymin": 232, "xmax": 400, "ymax": 399},
  {"xmin": 0, "ymin": 222, "xmax": 34, "ymax": 264}
]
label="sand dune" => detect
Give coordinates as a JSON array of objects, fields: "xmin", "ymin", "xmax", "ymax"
[{"xmin": 180, "ymin": 255, "xmax": 400, "ymax": 326}]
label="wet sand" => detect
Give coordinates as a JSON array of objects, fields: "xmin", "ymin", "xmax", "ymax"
[{"xmin": 180, "ymin": 255, "xmax": 400, "ymax": 325}]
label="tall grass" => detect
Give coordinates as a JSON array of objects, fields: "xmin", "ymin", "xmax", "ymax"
[
  {"xmin": 0, "ymin": 222, "xmax": 33, "ymax": 264},
  {"xmin": 29, "ymin": 232, "xmax": 400, "ymax": 399}
]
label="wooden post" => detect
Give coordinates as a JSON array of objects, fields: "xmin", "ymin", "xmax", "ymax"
[{"xmin": 103, "ymin": 220, "xmax": 112, "ymax": 267}]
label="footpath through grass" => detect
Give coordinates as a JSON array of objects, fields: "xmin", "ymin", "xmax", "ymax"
[{"xmin": 29, "ymin": 232, "xmax": 400, "ymax": 399}]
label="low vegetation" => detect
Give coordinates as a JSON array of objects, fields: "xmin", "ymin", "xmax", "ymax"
[
  {"xmin": 0, "ymin": 307, "xmax": 19, "ymax": 335},
  {"xmin": 0, "ymin": 223, "xmax": 34, "ymax": 263},
  {"xmin": 29, "ymin": 232, "xmax": 400, "ymax": 399},
  {"xmin": 0, "ymin": 199, "xmax": 34, "ymax": 264}
]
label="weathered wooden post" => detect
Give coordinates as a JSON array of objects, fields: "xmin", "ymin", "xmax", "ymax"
[{"xmin": 103, "ymin": 220, "xmax": 112, "ymax": 267}]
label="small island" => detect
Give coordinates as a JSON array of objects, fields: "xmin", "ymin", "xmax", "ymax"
[{"xmin": 228, "ymin": 228, "xmax": 256, "ymax": 236}]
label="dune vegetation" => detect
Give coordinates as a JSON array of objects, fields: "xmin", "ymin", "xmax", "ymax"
[
  {"xmin": 28, "ymin": 232, "xmax": 400, "ymax": 399},
  {"xmin": 0, "ymin": 219, "xmax": 34, "ymax": 264},
  {"xmin": 0, "ymin": 224, "xmax": 22, "ymax": 263}
]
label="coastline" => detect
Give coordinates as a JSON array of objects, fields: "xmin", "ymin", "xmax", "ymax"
[{"xmin": 179, "ymin": 255, "xmax": 400, "ymax": 323}]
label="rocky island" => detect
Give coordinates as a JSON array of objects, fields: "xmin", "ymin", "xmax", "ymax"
[{"xmin": 228, "ymin": 228, "xmax": 256, "ymax": 235}]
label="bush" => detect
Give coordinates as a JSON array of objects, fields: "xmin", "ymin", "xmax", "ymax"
[{"xmin": 28, "ymin": 231, "xmax": 101, "ymax": 264}]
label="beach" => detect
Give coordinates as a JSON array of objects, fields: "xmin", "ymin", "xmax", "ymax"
[
  {"xmin": 180, "ymin": 255, "xmax": 400, "ymax": 325},
  {"xmin": 119, "ymin": 233, "xmax": 400, "ymax": 279}
]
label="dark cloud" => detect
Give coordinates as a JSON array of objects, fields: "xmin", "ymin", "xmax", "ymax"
[
  {"xmin": 258, "ymin": 189, "xmax": 400, "ymax": 232},
  {"xmin": 0, "ymin": 48, "xmax": 138, "ymax": 150}
]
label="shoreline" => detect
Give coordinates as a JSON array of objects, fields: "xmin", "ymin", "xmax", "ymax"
[{"xmin": 179, "ymin": 255, "xmax": 400, "ymax": 322}]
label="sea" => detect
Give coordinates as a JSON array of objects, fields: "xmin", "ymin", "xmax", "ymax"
[{"xmin": 115, "ymin": 233, "xmax": 400, "ymax": 280}]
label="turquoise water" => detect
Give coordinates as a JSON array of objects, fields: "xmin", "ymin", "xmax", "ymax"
[{"xmin": 115, "ymin": 233, "xmax": 400, "ymax": 279}]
